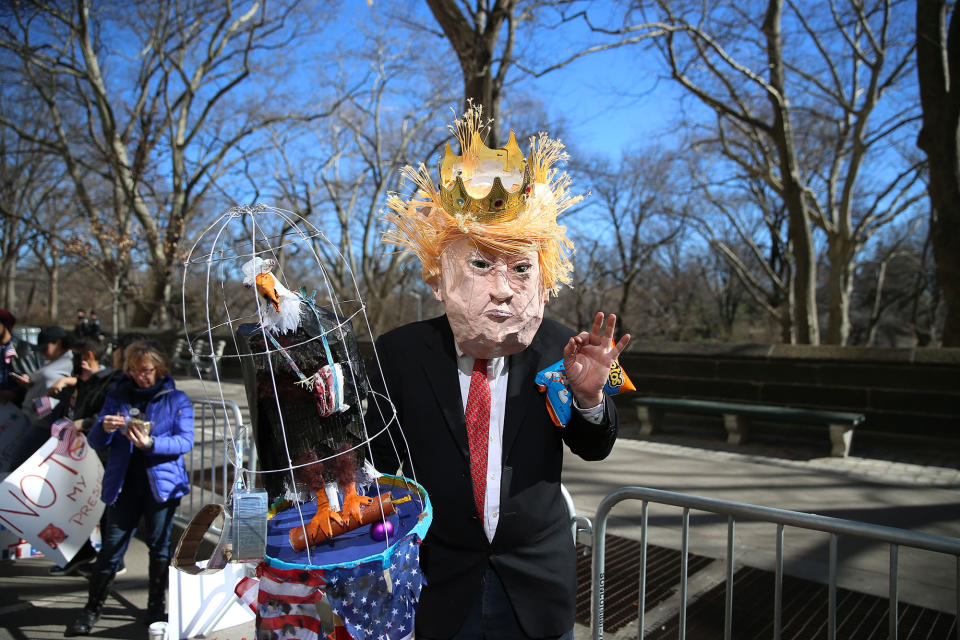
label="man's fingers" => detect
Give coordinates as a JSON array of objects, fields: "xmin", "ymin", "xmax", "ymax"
[
  {"xmin": 604, "ymin": 314, "xmax": 618, "ymax": 343},
  {"xmin": 590, "ymin": 312, "xmax": 604, "ymax": 343},
  {"xmin": 612, "ymin": 333, "xmax": 631, "ymax": 358}
]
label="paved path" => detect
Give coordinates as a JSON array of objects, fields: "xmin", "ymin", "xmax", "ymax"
[
  {"xmin": 1, "ymin": 377, "xmax": 956, "ymax": 640},
  {"xmin": 563, "ymin": 437, "xmax": 960, "ymax": 614}
]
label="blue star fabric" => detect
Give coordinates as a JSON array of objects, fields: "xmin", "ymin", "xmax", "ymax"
[{"xmin": 323, "ymin": 535, "xmax": 423, "ymax": 640}]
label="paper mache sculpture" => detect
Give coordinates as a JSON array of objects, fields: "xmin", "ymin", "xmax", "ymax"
[
  {"xmin": 383, "ymin": 105, "xmax": 636, "ymax": 421},
  {"xmin": 174, "ymin": 205, "xmax": 431, "ymax": 640}
]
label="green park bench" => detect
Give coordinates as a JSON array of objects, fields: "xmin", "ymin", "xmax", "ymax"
[{"xmin": 632, "ymin": 396, "xmax": 865, "ymax": 458}]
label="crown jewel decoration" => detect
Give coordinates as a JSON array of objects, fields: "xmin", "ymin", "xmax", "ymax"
[{"xmin": 438, "ymin": 130, "xmax": 534, "ymax": 223}]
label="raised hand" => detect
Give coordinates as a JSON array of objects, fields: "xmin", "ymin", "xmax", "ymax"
[
  {"xmin": 48, "ymin": 376, "xmax": 76, "ymax": 395},
  {"xmin": 562, "ymin": 312, "xmax": 631, "ymax": 408}
]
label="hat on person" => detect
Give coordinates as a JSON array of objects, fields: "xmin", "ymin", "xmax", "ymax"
[
  {"xmin": 0, "ymin": 309, "xmax": 15, "ymax": 330},
  {"xmin": 36, "ymin": 325, "xmax": 68, "ymax": 347}
]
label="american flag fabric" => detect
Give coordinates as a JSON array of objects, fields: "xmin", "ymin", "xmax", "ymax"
[
  {"xmin": 33, "ymin": 395, "xmax": 56, "ymax": 418},
  {"xmin": 51, "ymin": 418, "xmax": 79, "ymax": 456},
  {"xmin": 240, "ymin": 564, "xmax": 327, "ymax": 639},
  {"xmin": 236, "ymin": 534, "xmax": 422, "ymax": 640},
  {"xmin": 235, "ymin": 475, "xmax": 431, "ymax": 640},
  {"xmin": 323, "ymin": 535, "xmax": 421, "ymax": 640},
  {"xmin": 2, "ymin": 343, "xmax": 16, "ymax": 364}
]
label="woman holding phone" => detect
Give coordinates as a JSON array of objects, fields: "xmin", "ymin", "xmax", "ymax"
[{"xmin": 66, "ymin": 341, "xmax": 194, "ymax": 636}]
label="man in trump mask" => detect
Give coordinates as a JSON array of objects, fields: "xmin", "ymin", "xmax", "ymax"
[{"xmin": 369, "ymin": 106, "xmax": 631, "ymax": 640}]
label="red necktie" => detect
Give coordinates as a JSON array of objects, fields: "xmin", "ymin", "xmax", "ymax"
[{"xmin": 465, "ymin": 358, "xmax": 491, "ymax": 518}]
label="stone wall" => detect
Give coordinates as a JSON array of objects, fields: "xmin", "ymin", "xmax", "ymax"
[
  {"xmin": 614, "ymin": 342, "xmax": 960, "ymax": 448},
  {"xmin": 151, "ymin": 328, "xmax": 959, "ymax": 450}
]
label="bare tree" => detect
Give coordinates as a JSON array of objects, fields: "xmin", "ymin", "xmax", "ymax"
[
  {"xmin": 0, "ymin": 0, "xmax": 340, "ymax": 328},
  {"xmin": 59, "ymin": 178, "xmax": 140, "ymax": 335},
  {"xmin": 687, "ymin": 162, "xmax": 796, "ymax": 342},
  {"xmin": 475, "ymin": 0, "xmax": 922, "ymax": 344},
  {"xmin": 850, "ymin": 216, "xmax": 939, "ymax": 346},
  {"xmin": 636, "ymin": 0, "xmax": 921, "ymax": 344},
  {"xmin": 421, "ymin": 0, "xmax": 669, "ymax": 146},
  {"xmin": 0, "ymin": 101, "xmax": 60, "ymax": 311},
  {"xmin": 916, "ymin": 0, "xmax": 960, "ymax": 346},
  {"xmin": 424, "ymin": 0, "xmax": 519, "ymax": 146},
  {"xmin": 22, "ymin": 185, "xmax": 88, "ymax": 322},
  {"xmin": 697, "ymin": 249, "xmax": 750, "ymax": 340},
  {"xmin": 554, "ymin": 235, "xmax": 612, "ymax": 331},
  {"xmin": 571, "ymin": 148, "xmax": 683, "ymax": 338},
  {"xmin": 262, "ymin": 26, "xmax": 456, "ymax": 335}
]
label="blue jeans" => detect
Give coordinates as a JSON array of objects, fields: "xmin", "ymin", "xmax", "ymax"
[
  {"xmin": 421, "ymin": 565, "xmax": 575, "ymax": 640},
  {"xmin": 94, "ymin": 469, "xmax": 180, "ymax": 573}
]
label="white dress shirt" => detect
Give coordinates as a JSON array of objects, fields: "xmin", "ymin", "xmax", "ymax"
[{"xmin": 455, "ymin": 348, "xmax": 605, "ymax": 542}]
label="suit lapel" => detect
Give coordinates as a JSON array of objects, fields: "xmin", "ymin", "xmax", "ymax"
[
  {"xmin": 502, "ymin": 328, "xmax": 548, "ymax": 461},
  {"xmin": 421, "ymin": 317, "xmax": 470, "ymax": 462}
]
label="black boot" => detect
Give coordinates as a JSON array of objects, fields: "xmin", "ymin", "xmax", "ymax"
[
  {"xmin": 65, "ymin": 571, "xmax": 115, "ymax": 636},
  {"xmin": 145, "ymin": 559, "xmax": 168, "ymax": 625}
]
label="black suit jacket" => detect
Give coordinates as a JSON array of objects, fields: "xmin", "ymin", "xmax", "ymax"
[{"xmin": 368, "ymin": 315, "xmax": 618, "ymax": 638}]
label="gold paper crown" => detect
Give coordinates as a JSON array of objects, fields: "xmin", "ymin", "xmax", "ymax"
[
  {"xmin": 384, "ymin": 104, "xmax": 583, "ymax": 295},
  {"xmin": 438, "ymin": 130, "xmax": 534, "ymax": 223}
]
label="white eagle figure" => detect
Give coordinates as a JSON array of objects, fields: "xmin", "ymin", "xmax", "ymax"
[{"xmin": 241, "ymin": 257, "xmax": 302, "ymax": 335}]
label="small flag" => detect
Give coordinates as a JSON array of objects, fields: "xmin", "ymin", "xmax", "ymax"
[
  {"xmin": 34, "ymin": 396, "xmax": 58, "ymax": 418},
  {"xmin": 51, "ymin": 418, "xmax": 77, "ymax": 456}
]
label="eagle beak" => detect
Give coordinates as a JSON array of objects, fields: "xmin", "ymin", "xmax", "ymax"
[{"xmin": 255, "ymin": 272, "xmax": 281, "ymax": 312}]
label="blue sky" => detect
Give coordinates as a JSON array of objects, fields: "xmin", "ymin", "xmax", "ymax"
[
  {"xmin": 346, "ymin": 2, "xmax": 685, "ymax": 159},
  {"xmin": 534, "ymin": 43, "xmax": 681, "ymax": 154}
]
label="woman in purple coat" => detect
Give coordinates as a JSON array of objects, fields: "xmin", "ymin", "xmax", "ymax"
[{"xmin": 67, "ymin": 341, "xmax": 194, "ymax": 636}]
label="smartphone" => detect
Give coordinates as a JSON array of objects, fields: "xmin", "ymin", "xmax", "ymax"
[{"xmin": 129, "ymin": 418, "xmax": 152, "ymax": 435}]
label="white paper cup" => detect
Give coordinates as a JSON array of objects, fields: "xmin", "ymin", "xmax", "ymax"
[{"xmin": 147, "ymin": 620, "xmax": 167, "ymax": 640}]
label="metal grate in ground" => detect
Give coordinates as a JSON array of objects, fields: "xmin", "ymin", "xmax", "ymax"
[
  {"xmin": 574, "ymin": 536, "xmax": 714, "ymax": 633},
  {"xmin": 645, "ymin": 565, "xmax": 958, "ymax": 639}
]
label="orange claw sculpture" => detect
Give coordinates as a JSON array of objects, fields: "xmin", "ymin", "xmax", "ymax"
[{"xmin": 289, "ymin": 492, "xmax": 397, "ymax": 552}]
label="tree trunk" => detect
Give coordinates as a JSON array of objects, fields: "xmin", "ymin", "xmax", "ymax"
[
  {"xmin": 1, "ymin": 259, "xmax": 15, "ymax": 311},
  {"xmin": 425, "ymin": 0, "xmax": 514, "ymax": 146},
  {"xmin": 616, "ymin": 276, "xmax": 635, "ymax": 339},
  {"xmin": 867, "ymin": 261, "xmax": 889, "ymax": 347},
  {"xmin": 825, "ymin": 238, "xmax": 856, "ymax": 345},
  {"xmin": 110, "ymin": 273, "xmax": 121, "ymax": 338},
  {"xmin": 785, "ymin": 189, "xmax": 819, "ymax": 345},
  {"xmin": 25, "ymin": 281, "xmax": 36, "ymax": 317},
  {"xmin": 134, "ymin": 267, "xmax": 173, "ymax": 329},
  {"xmin": 916, "ymin": 0, "xmax": 960, "ymax": 346},
  {"xmin": 779, "ymin": 283, "xmax": 795, "ymax": 343},
  {"xmin": 763, "ymin": 0, "xmax": 819, "ymax": 344},
  {"xmin": 464, "ymin": 67, "xmax": 502, "ymax": 146},
  {"xmin": 48, "ymin": 247, "xmax": 59, "ymax": 323}
]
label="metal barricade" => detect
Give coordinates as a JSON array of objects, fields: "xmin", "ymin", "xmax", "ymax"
[
  {"xmin": 591, "ymin": 486, "xmax": 960, "ymax": 640},
  {"xmin": 176, "ymin": 397, "xmax": 254, "ymax": 531},
  {"xmin": 562, "ymin": 483, "xmax": 594, "ymax": 546}
]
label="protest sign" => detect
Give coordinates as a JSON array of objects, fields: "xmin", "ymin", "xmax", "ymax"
[{"xmin": 0, "ymin": 422, "xmax": 104, "ymax": 566}]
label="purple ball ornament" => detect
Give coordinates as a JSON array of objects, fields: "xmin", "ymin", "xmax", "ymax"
[{"xmin": 370, "ymin": 519, "xmax": 395, "ymax": 542}]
